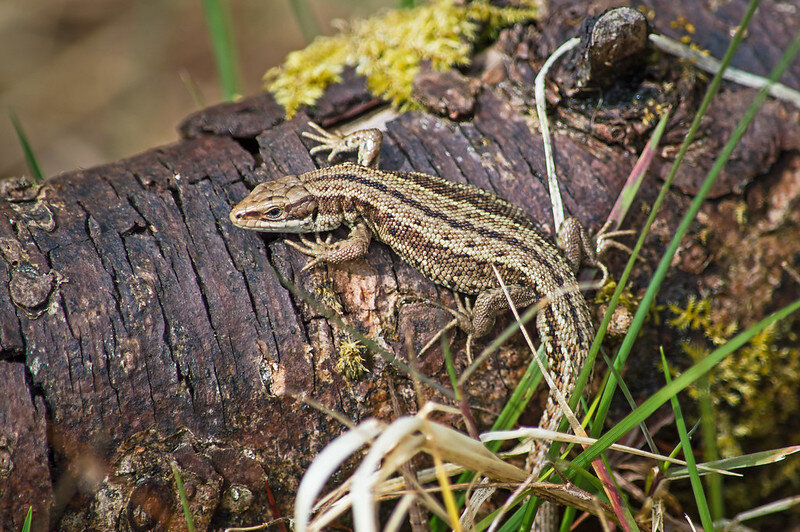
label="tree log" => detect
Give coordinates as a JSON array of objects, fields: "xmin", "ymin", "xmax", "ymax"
[{"xmin": 2, "ymin": 1, "xmax": 799, "ymax": 530}]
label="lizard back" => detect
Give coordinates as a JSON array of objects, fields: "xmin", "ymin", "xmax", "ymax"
[
  {"xmin": 301, "ymin": 163, "xmax": 576, "ymax": 294},
  {"xmin": 299, "ymin": 162, "xmax": 593, "ymax": 379}
]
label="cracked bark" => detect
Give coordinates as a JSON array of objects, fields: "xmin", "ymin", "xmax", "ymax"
[{"xmin": 1, "ymin": 1, "xmax": 800, "ymax": 530}]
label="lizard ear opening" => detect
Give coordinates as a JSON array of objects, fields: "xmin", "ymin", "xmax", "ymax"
[{"xmin": 287, "ymin": 196, "xmax": 317, "ymax": 220}]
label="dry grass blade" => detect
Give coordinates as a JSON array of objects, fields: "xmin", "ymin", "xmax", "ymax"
[
  {"xmin": 534, "ymin": 36, "xmax": 580, "ymax": 230},
  {"xmin": 293, "ymin": 407, "xmax": 647, "ymax": 531},
  {"xmin": 649, "ymin": 33, "xmax": 800, "ymax": 108},
  {"xmin": 481, "ymin": 428, "xmax": 737, "ymax": 477},
  {"xmin": 294, "ymin": 419, "xmax": 384, "ymax": 531}
]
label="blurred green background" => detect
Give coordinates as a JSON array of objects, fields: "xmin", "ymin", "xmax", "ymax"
[{"xmin": 0, "ymin": 0, "xmax": 395, "ymax": 179}]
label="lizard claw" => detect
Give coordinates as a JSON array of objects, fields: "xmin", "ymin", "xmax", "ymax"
[
  {"xmin": 304, "ymin": 121, "xmax": 344, "ymax": 142},
  {"xmin": 594, "ymin": 219, "xmax": 634, "ymax": 254},
  {"xmin": 593, "ymin": 219, "xmax": 637, "ymax": 286},
  {"xmin": 285, "ymin": 234, "xmax": 336, "ymax": 271},
  {"xmin": 300, "ymin": 256, "xmax": 324, "ymax": 272},
  {"xmin": 594, "ymin": 219, "xmax": 636, "ymax": 257},
  {"xmin": 303, "ymin": 121, "xmax": 383, "ymax": 168},
  {"xmin": 303, "ymin": 122, "xmax": 348, "ymax": 162},
  {"xmin": 453, "ymin": 294, "xmax": 476, "ymax": 333}
]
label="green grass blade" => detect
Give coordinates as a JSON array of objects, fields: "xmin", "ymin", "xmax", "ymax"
[
  {"xmin": 493, "ymin": 505, "xmax": 525, "ymax": 531},
  {"xmin": 201, "ymin": 0, "xmax": 242, "ymax": 101},
  {"xmin": 171, "ymin": 462, "xmax": 196, "ymax": 532},
  {"xmin": 8, "ymin": 109, "xmax": 44, "ymax": 182},
  {"xmin": 601, "ymin": 351, "xmax": 658, "ymax": 454},
  {"xmin": 287, "ymin": 0, "xmax": 321, "ymax": 44},
  {"xmin": 667, "ymin": 445, "xmax": 800, "ymax": 479},
  {"xmin": 20, "ymin": 507, "xmax": 33, "ymax": 532},
  {"xmin": 572, "ymin": 297, "xmax": 800, "ymax": 471},
  {"xmin": 662, "ymin": 351, "xmax": 713, "ymax": 531},
  {"xmin": 698, "ymin": 365, "xmax": 723, "ymax": 519},
  {"xmin": 442, "ymin": 335, "xmax": 460, "ymax": 397},
  {"xmin": 588, "ymin": 0, "xmax": 764, "ymax": 439}
]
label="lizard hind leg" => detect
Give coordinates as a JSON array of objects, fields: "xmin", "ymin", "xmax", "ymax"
[{"xmin": 557, "ymin": 217, "xmax": 635, "ymax": 286}]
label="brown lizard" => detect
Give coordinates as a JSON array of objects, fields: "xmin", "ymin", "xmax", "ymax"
[{"xmin": 230, "ymin": 121, "xmax": 626, "ymax": 517}]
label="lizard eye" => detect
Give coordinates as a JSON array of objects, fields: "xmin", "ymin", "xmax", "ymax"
[{"xmin": 262, "ymin": 207, "xmax": 284, "ymax": 220}]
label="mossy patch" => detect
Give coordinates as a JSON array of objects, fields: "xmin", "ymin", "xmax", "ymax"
[
  {"xmin": 264, "ymin": 0, "xmax": 540, "ymax": 118},
  {"xmin": 670, "ymin": 297, "xmax": 799, "ymax": 451},
  {"xmin": 335, "ymin": 336, "xmax": 369, "ymax": 381}
]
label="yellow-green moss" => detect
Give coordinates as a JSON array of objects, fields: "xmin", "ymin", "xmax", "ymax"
[
  {"xmin": 315, "ymin": 284, "xmax": 344, "ymax": 314},
  {"xmin": 335, "ymin": 336, "xmax": 369, "ymax": 381},
  {"xmin": 668, "ymin": 295, "xmax": 711, "ymax": 332},
  {"xmin": 669, "ymin": 297, "xmax": 800, "ymax": 458},
  {"xmin": 264, "ymin": 0, "xmax": 540, "ymax": 118},
  {"xmin": 594, "ymin": 280, "xmax": 664, "ymax": 325},
  {"xmin": 668, "ymin": 295, "xmax": 738, "ymax": 343},
  {"xmin": 595, "ymin": 280, "xmax": 639, "ymax": 309}
]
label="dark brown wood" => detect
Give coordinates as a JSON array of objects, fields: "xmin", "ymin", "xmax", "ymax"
[
  {"xmin": 2, "ymin": 1, "xmax": 799, "ymax": 530},
  {"xmin": 0, "ymin": 361, "xmax": 52, "ymax": 530}
]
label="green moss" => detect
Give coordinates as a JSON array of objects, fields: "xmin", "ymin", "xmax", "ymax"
[
  {"xmin": 264, "ymin": 0, "xmax": 540, "ymax": 118},
  {"xmin": 668, "ymin": 296, "xmax": 800, "ymax": 514},
  {"xmin": 669, "ymin": 298, "xmax": 800, "ymax": 458},
  {"xmin": 668, "ymin": 295, "xmax": 712, "ymax": 332},
  {"xmin": 335, "ymin": 336, "xmax": 370, "ymax": 381}
]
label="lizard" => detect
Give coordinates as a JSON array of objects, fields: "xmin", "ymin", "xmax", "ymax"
[{"xmin": 229, "ymin": 121, "xmax": 628, "ymax": 520}]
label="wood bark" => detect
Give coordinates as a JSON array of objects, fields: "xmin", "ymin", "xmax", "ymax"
[{"xmin": 1, "ymin": 1, "xmax": 799, "ymax": 530}]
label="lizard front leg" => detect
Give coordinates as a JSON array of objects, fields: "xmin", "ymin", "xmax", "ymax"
[
  {"xmin": 285, "ymin": 222, "xmax": 372, "ymax": 271},
  {"xmin": 302, "ymin": 122, "xmax": 384, "ymax": 168}
]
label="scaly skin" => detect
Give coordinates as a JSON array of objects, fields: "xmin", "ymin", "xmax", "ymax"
[{"xmin": 230, "ymin": 123, "xmax": 623, "ymax": 526}]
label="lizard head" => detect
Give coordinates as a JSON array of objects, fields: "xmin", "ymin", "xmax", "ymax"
[{"xmin": 229, "ymin": 174, "xmax": 319, "ymax": 232}]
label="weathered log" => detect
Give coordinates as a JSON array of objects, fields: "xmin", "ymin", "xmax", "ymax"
[{"xmin": 1, "ymin": 1, "xmax": 799, "ymax": 530}]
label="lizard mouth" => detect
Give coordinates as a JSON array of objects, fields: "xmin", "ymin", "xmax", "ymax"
[{"xmin": 229, "ymin": 207, "xmax": 268, "ymax": 229}]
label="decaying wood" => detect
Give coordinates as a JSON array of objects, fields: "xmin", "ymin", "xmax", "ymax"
[{"xmin": 1, "ymin": 1, "xmax": 799, "ymax": 530}]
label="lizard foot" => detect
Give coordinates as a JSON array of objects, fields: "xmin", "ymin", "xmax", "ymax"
[
  {"xmin": 595, "ymin": 219, "xmax": 636, "ymax": 256},
  {"xmin": 302, "ymin": 121, "xmax": 383, "ymax": 168},
  {"xmin": 284, "ymin": 233, "xmax": 335, "ymax": 272},
  {"xmin": 451, "ymin": 294, "xmax": 477, "ymax": 362},
  {"xmin": 594, "ymin": 219, "xmax": 637, "ymax": 286},
  {"xmin": 417, "ymin": 294, "xmax": 477, "ymax": 362},
  {"xmin": 302, "ymin": 122, "xmax": 350, "ymax": 162}
]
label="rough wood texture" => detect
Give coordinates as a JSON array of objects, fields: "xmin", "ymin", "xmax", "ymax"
[{"xmin": 1, "ymin": 1, "xmax": 799, "ymax": 530}]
